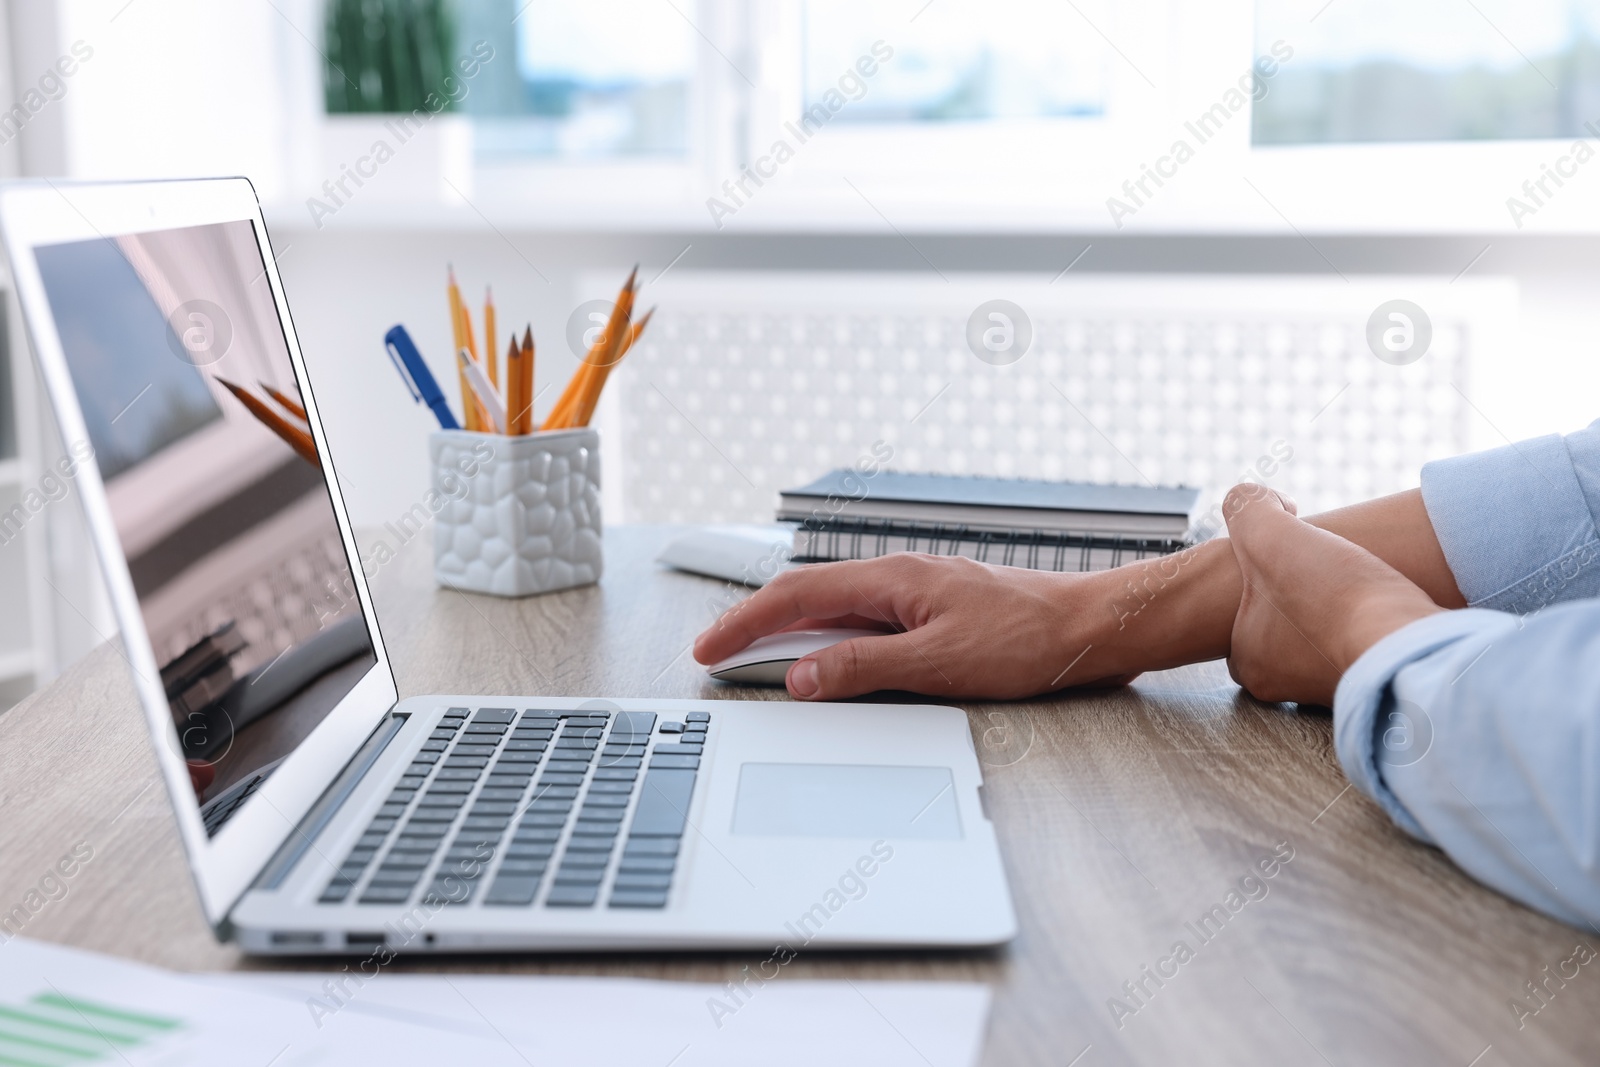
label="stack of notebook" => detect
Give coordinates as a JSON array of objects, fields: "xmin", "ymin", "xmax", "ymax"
[{"xmin": 778, "ymin": 471, "xmax": 1201, "ymax": 573}]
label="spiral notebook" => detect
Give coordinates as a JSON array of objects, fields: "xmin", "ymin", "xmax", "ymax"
[
  {"xmin": 791, "ymin": 519, "xmax": 1187, "ymax": 572},
  {"xmin": 780, "ymin": 471, "xmax": 1201, "ymax": 573}
]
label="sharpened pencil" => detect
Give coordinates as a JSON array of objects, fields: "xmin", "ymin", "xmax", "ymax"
[
  {"xmin": 259, "ymin": 381, "xmax": 307, "ymax": 422},
  {"xmin": 218, "ymin": 378, "xmax": 320, "ymax": 466}
]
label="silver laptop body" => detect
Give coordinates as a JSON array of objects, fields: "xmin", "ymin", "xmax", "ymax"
[{"xmin": 1, "ymin": 177, "xmax": 1015, "ymax": 953}]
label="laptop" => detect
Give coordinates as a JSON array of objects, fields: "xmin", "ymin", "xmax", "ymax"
[{"xmin": 1, "ymin": 177, "xmax": 1015, "ymax": 953}]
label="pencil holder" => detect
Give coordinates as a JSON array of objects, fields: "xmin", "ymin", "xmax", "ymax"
[{"xmin": 429, "ymin": 427, "xmax": 603, "ymax": 597}]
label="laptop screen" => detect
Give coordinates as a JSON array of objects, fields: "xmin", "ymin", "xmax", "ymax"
[{"xmin": 33, "ymin": 219, "xmax": 376, "ymax": 836}]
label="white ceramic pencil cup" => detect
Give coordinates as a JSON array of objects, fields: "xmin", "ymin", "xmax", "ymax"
[{"xmin": 429, "ymin": 427, "xmax": 603, "ymax": 597}]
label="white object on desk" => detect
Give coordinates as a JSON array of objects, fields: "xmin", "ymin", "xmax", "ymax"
[
  {"xmin": 216, "ymin": 971, "xmax": 991, "ymax": 1067},
  {"xmin": 656, "ymin": 523, "xmax": 796, "ymax": 586},
  {"xmin": 431, "ymin": 427, "xmax": 603, "ymax": 597},
  {"xmin": 708, "ymin": 627, "xmax": 887, "ymax": 685},
  {"xmin": 0, "ymin": 938, "xmax": 523, "ymax": 1065}
]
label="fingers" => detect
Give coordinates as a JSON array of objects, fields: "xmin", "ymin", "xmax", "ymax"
[
  {"xmin": 693, "ymin": 559, "xmax": 913, "ymax": 664},
  {"xmin": 1222, "ymin": 483, "xmax": 1301, "ymax": 562},
  {"xmin": 787, "ymin": 629, "xmax": 948, "ymax": 701}
]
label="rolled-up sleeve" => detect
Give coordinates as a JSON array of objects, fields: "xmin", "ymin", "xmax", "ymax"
[
  {"xmin": 1420, "ymin": 420, "xmax": 1600, "ymax": 613},
  {"xmin": 1334, "ymin": 604, "xmax": 1600, "ymax": 928}
]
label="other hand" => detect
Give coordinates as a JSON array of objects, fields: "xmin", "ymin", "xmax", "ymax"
[{"xmin": 1224, "ymin": 484, "xmax": 1443, "ymax": 706}]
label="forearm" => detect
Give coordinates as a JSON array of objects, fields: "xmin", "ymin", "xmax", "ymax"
[{"xmin": 1077, "ymin": 488, "xmax": 1464, "ymax": 681}]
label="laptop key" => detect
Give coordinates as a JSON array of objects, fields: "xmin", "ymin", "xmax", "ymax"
[
  {"xmin": 464, "ymin": 722, "xmax": 509, "ymax": 735},
  {"xmin": 359, "ymin": 885, "xmax": 414, "ymax": 904},
  {"xmin": 581, "ymin": 793, "xmax": 630, "ymax": 808},
  {"xmin": 565, "ymin": 834, "xmax": 617, "ymax": 852},
  {"xmin": 659, "ymin": 721, "xmax": 685, "ymax": 734},
  {"xmin": 497, "ymin": 858, "xmax": 548, "ymax": 875},
  {"xmin": 483, "ymin": 877, "xmax": 543, "ymax": 905},
  {"xmin": 557, "ymin": 850, "xmax": 611, "ymax": 868},
  {"xmin": 609, "ymin": 889, "xmax": 669, "ymax": 908},
  {"xmin": 634, "ymin": 769, "xmax": 702, "ymax": 835},
  {"xmin": 593, "ymin": 768, "xmax": 637, "ymax": 781},
  {"xmin": 453, "ymin": 744, "xmax": 499, "ymax": 757},
  {"xmin": 436, "ymin": 767, "xmax": 482, "ymax": 781},
  {"xmin": 538, "ymin": 774, "xmax": 587, "ymax": 788},
  {"xmin": 588, "ymin": 780, "xmax": 633, "ymax": 794},
  {"xmin": 553, "ymin": 867, "xmax": 606, "ymax": 885},
  {"xmin": 617, "ymin": 855, "xmax": 676, "ymax": 873},
  {"xmin": 648, "ymin": 754, "xmax": 701, "ymax": 771},
  {"xmin": 514, "ymin": 825, "xmax": 563, "ymax": 841},
  {"xmin": 478, "ymin": 787, "xmax": 527, "ymax": 801},
  {"xmin": 473, "ymin": 708, "xmax": 516, "ymax": 724},
  {"xmin": 519, "ymin": 812, "xmax": 568, "ymax": 827},
  {"xmin": 574, "ymin": 820, "xmax": 620, "ymax": 837},
  {"xmin": 497, "ymin": 750, "xmax": 542, "ymax": 763},
  {"xmin": 410, "ymin": 751, "xmax": 442, "ymax": 764},
  {"xmin": 528, "ymin": 785, "xmax": 579, "ymax": 800},
  {"xmin": 614, "ymin": 873, "xmax": 672, "ymax": 891},
  {"xmin": 685, "ymin": 712, "xmax": 711, "ymax": 723},
  {"xmin": 506, "ymin": 842, "xmax": 556, "ymax": 859},
  {"xmin": 545, "ymin": 885, "xmax": 599, "ymax": 907},
  {"xmin": 421, "ymin": 739, "xmax": 449, "ymax": 751},
  {"xmin": 624, "ymin": 837, "xmax": 680, "ymax": 857}
]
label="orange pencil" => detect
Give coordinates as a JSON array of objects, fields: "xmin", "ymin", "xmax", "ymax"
[
  {"xmin": 259, "ymin": 381, "xmax": 307, "ymax": 422},
  {"xmin": 573, "ymin": 307, "xmax": 652, "ymax": 428},
  {"xmin": 518, "ymin": 325, "xmax": 535, "ymax": 434},
  {"xmin": 485, "ymin": 287, "xmax": 498, "ymax": 389},
  {"xmin": 543, "ymin": 267, "xmax": 636, "ymax": 431},
  {"xmin": 504, "ymin": 335, "xmax": 525, "ymax": 436},
  {"xmin": 218, "ymin": 378, "xmax": 319, "ymax": 467},
  {"xmin": 448, "ymin": 266, "xmax": 479, "ymax": 432}
]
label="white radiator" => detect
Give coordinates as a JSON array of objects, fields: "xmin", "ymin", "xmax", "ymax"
[{"xmin": 592, "ymin": 272, "xmax": 1516, "ymax": 525}]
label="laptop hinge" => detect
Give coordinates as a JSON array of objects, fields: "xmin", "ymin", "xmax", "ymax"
[{"xmin": 244, "ymin": 709, "xmax": 409, "ymax": 897}]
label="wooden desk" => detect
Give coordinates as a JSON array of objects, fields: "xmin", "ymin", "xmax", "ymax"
[{"xmin": 2, "ymin": 526, "xmax": 1593, "ymax": 1065}]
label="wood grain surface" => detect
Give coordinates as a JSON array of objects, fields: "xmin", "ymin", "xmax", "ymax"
[{"xmin": 0, "ymin": 525, "xmax": 1594, "ymax": 1066}]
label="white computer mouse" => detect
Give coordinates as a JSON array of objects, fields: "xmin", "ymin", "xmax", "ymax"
[{"xmin": 707, "ymin": 628, "xmax": 886, "ymax": 686}]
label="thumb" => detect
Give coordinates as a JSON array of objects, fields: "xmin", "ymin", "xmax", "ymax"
[
  {"xmin": 1222, "ymin": 483, "xmax": 1298, "ymax": 552},
  {"xmin": 786, "ymin": 632, "xmax": 943, "ymax": 700}
]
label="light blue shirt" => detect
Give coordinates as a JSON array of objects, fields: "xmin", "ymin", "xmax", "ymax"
[{"xmin": 1335, "ymin": 419, "xmax": 1600, "ymax": 928}]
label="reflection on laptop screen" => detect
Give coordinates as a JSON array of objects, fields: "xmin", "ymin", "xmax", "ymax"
[{"xmin": 34, "ymin": 220, "xmax": 376, "ymax": 836}]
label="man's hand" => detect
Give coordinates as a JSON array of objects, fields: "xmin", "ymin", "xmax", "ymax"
[
  {"xmin": 1224, "ymin": 484, "xmax": 1444, "ymax": 706},
  {"xmin": 693, "ymin": 554, "xmax": 1144, "ymax": 701}
]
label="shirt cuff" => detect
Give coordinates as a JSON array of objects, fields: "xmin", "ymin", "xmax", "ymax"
[
  {"xmin": 1333, "ymin": 609, "xmax": 1516, "ymax": 841},
  {"xmin": 1420, "ymin": 429, "xmax": 1600, "ymax": 613}
]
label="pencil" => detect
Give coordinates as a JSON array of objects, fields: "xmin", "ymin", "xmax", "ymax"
[
  {"xmin": 259, "ymin": 382, "xmax": 307, "ymax": 422},
  {"xmin": 485, "ymin": 287, "xmax": 498, "ymax": 390},
  {"xmin": 505, "ymin": 335, "xmax": 525, "ymax": 436},
  {"xmin": 218, "ymin": 378, "xmax": 320, "ymax": 467},
  {"xmin": 573, "ymin": 306, "xmax": 652, "ymax": 428},
  {"xmin": 460, "ymin": 348, "xmax": 505, "ymax": 433},
  {"xmin": 448, "ymin": 266, "xmax": 478, "ymax": 432},
  {"xmin": 518, "ymin": 325, "xmax": 535, "ymax": 434},
  {"xmin": 543, "ymin": 267, "xmax": 636, "ymax": 431}
]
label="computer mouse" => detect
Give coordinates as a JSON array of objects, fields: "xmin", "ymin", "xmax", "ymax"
[{"xmin": 707, "ymin": 628, "xmax": 887, "ymax": 686}]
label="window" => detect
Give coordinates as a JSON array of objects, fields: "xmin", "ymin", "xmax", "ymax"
[
  {"xmin": 801, "ymin": 0, "xmax": 1110, "ymax": 122},
  {"xmin": 462, "ymin": 0, "xmax": 695, "ymax": 160},
  {"xmin": 1255, "ymin": 0, "xmax": 1600, "ymax": 144}
]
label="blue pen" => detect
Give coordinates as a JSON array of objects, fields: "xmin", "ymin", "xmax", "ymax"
[{"xmin": 384, "ymin": 325, "xmax": 460, "ymax": 430}]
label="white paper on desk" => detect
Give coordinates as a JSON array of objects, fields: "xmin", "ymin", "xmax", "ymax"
[
  {"xmin": 0, "ymin": 938, "xmax": 525, "ymax": 1066},
  {"xmin": 216, "ymin": 971, "xmax": 992, "ymax": 1067}
]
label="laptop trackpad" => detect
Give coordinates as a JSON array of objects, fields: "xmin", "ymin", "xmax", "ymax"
[{"xmin": 731, "ymin": 763, "xmax": 963, "ymax": 840}]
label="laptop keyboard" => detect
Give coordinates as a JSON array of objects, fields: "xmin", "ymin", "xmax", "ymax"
[{"xmin": 317, "ymin": 706, "xmax": 710, "ymax": 910}]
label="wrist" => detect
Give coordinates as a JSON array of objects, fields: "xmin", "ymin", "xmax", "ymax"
[
  {"xmin": 1066, "ymin": 538, "xmax": 1242, "ymax": 679},
  {"xmin": 1334, "ymin": 589, "xmax": 1444, "ymax": 671}
]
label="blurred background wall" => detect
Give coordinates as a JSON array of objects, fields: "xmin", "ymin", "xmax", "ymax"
[{"xmin": 5, "ymin": 0, "xmax": 1600, "ymax": 707}]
